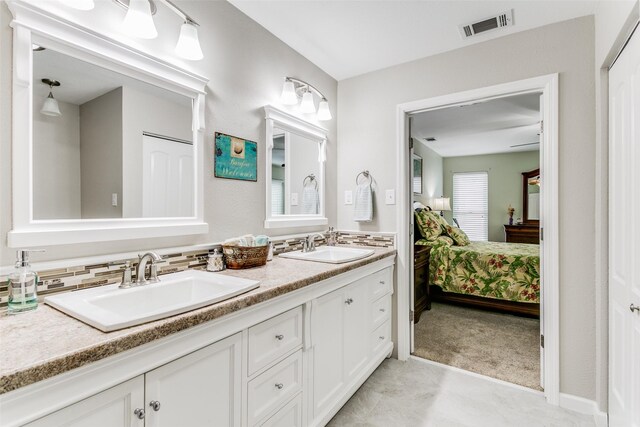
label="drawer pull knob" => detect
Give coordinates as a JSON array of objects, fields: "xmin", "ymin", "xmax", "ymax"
[
  {"xmin": 275, "ymin": 334, "xmax": 284, "ymax": 340},
  {"xmin": 134, "ymin": 408, "xmax": 145, "ymax": 419},
  {"xmin": 149, "ymin": 401, "xmax": 161, "ymax": 411},
  {"xmin": 345, "ymin": 298, "xmax": 353, "ymax": 305},
  {"xmin": 379, "ymin": 308, "xmax": 385, "ymax": 312},
  {"xmin": 275, "ymin": 383, "xmax": 284, "ymax": 390},
  {"xmin": 379, "ymin": 280, "xmax": 385, "ymax": 285},
  {"xmin": 379, "ymin": 336, "xmax": 385, "ymax": 340}
]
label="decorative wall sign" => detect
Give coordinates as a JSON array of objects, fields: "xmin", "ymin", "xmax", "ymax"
[{"xmin": 214, "ymin": 132, "xmax": 258, "ymax": 181}]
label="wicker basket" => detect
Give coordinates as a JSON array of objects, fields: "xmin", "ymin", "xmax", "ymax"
[{"xmin": 222, "ymin": 244, "xmax": 269, "ymax": 269}]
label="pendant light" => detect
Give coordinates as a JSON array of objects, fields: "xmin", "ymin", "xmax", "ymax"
[
  {"xmin": 59, "ymin": 0, "xmax": 95, "ymax": 10},
  {"xmin": 175, "ymin": 21, "xmax": 203, "ymax": 61},
  {"xmin": 40, "ymin": 79, "xmax": 62, "ymax": 117},
  {"xmin": 317, "ymin": 99, "xmax": 332, "ymax": 121},
  {"xmin": 299, "ymin": 87, "xmax": 316, "ymax": 114},
  {"xmin": 280, "ymin": 79, "xmax": 298, "ymax": 105},
  {"xmin": 122, "ymin": 0, "xmax": 157, "ymax": 39}
]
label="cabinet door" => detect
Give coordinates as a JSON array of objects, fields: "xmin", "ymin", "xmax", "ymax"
[
  {"xmin": 26, "ymin": 376, "xmax": 144, "ymax": 427},
  {"xmin": 312, "ymin": 287, "xmax": 346, "ymax": 417},
  {"xmin": 144, "ymin": 333, "xmax": 242, "ymax": 427},
  {"xmin": 343, "ymin": 278, "xmax": 370, "ymax": 382}
]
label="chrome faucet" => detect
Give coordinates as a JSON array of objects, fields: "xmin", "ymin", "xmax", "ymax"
[
  {"xmin": 301, "ymin": 233, "xmax": 326, "ymax": 253},
  {"xmin": 135, "ymin": 252, "xmax": 163, "ymax": 285}
]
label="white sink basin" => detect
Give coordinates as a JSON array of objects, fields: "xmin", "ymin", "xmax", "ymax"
[
  {"xmin": 278, "ymin": 246, "xmax": 375, "ymax": 264},
  {"xmin": 44, "ymin": 270, "xmax": 260, "ymax": 332}
]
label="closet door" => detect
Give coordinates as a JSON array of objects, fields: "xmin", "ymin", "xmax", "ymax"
[{"xmin": 608, "ymin": 26, "xmax": 640, "ymax": 427}]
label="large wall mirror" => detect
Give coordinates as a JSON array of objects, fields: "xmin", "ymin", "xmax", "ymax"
[
  {"xmin": 8, "ymin": 1, "xmax": 208, "ymax": 247},
  {"xmin": 264, "ymin": 106, "xmax": 328, "ymax": 228}
]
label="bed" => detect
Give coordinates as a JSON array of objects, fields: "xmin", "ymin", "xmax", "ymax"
[{"xmin": 414, "ymin": 211, "xmax": 540, "ymax": 317}]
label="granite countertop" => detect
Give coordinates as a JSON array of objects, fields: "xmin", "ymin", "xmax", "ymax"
[{"xmin": 0, "ymin": 247, "xmax": 396, "ymax": 395}]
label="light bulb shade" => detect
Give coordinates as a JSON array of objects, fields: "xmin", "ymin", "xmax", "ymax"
[
  {"xmin": 122, "ymin": 0, "xmax": 157, "ymax": 39},
  {"xmin": 175, "ymin": 22, "xmax": 203, "ymax": 61},
  {"xmin": 431, "ymin": 197, "xmax": 451, "ymax": 212},
  {"xmin": 41, "ymin": 93, "xmax": 62, "ymax": 117},
  {"xmin": 317, "ymin": 100, "xmax": 332, "ymax": 121},
  {"xmin": 300, "ymin": 91, "xmax": 316, "ymax": 114},
  {"xmin": 59, "ymin": 0, "xmax": 95, "ymax": 10},
  {"xmin": 280, "ymin": 80, "xmax": 298, "ymax": 105}
]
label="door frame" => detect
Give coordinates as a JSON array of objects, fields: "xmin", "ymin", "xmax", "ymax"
[{"xmin": 394, "ymin": 74, "xmax": 560, "ymax": 405}]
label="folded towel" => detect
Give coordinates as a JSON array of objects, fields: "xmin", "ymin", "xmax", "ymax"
[
  {"xmin": 302, "ymin": 186, "xmax": 319, "ymax": 214},
  {"xmin": 254, "ymin": 235, "xmax": 269, "ymax": 246},
  {"xmin": 354, "ymin": 182, "xmax": 373, "ymax": 222}
]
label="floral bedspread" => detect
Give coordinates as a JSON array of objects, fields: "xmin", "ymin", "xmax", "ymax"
[{"xmin": 415, "ymin": 240, "xmax": 540, "ymax": 303}]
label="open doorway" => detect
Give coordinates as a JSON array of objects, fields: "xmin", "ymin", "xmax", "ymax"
[{"xmin": 409, "ymin": 92, "xmax": 543, "ymax": 390}]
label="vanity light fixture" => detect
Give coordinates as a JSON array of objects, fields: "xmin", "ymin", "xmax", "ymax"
[
  {"xmin": 279, "ymin": 77, "xmax": 333, "ymax": 121},
  {"xmin": 40, "ymin": 79, "xmax": 62, "ymax": 117},
  {"xmin": 175, "ymin": 20, "xmax": 203, "ymax": 61},
  {"xmin": 121, "ymin": 0, "xmax": 158, "ymax": 39},
  {"xmin": 58, "ymin": 0, "xmax": 95, "ymax": 10}
]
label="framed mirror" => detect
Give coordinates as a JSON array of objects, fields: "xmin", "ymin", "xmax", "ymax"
[
  {"xmin": 264, "ymin": 106, "xmax": 328, "ymax": 228},
  {"xmin": 522, "ymin": 168, "xmax": 540, "ymax": 224},
  {"xmin": 8, "ymin": 1, "xmax": 209, "ymax": 247}
]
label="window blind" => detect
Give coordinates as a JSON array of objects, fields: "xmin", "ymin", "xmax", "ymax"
[
  {"xmin": 453, "ymin": 172, "xmax": 488, "ymax": 241},
  {"xmin": 271, "ymin": 180, "xmax": 284, "ymax": 215}
]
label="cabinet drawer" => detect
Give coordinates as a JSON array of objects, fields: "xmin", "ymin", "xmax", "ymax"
[
  {"xmin": 370, "ymin": 320, "xmax": 391, "ymax": 356},
  {"xmin": 248, "ymin": 307, "xmax": 303, "ymax": 375},
  {"xmin": 369, "ymin": 267, "xmax": 393, "ymax": 301},
  {"xmin": 259, "ymin": 393, "xmax": 303, "ymax": 427},
  {"xmin": 370, "ymin": 295, "xmax": 391, "ymax": 331},
  {"xmin": 248, "ymin": 350, "xmax": 303, "ymax": 426}
]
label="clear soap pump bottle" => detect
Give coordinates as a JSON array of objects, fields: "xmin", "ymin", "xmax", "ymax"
[{"xmin": 7, "ymin": 249, "xmax": 44, "ymax": 314}]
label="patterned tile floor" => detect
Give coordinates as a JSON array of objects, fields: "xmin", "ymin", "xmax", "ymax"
[{"xmin": 328, "ymin": 358, "xmax": 595, "ymax": 427}]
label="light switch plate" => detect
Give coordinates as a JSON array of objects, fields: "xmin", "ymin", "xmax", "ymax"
[
  {"xmin": 344, "ymin": 190, "xmax": 353, "ymax": 205},
  {"xmin": 385, "ymin": 189, "xmax": 395, "ymax": 205},
  {"xmin": 290, "ymin": 193, "xmax": 299, "ymax": 206},
  {"xmin": 111, "ymin": 193, "xmax": 118, "ymax": 207}
]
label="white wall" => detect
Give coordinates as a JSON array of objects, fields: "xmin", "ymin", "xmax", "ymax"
[
  {"xmin": 413, "ymin": 140, "xmax": 442, "ymax": 206},
  {"xmin": 0, "ymin": 0, "xmax": 337, "ymax": 265},
  {"xmin": 338, "ymin": 17, "xmax": 596, "ymax": 400},
  {"xmin": 32, "ymin": 97, "xmax": 81, "ymax": 220},
  {"xmin": 80, "ymin": 87, "xmax": 123, "ymax": 219},
  {"xmin": 593, "ymin": 0, "xmax": 640, "ymax": 412}
]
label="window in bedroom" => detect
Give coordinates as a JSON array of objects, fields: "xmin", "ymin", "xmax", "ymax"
[{"xmin": 453, "ymin": 171, "xmax": 488, "ymax": 241}]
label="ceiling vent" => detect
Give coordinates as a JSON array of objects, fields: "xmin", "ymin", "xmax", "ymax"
[
  {"xmin": 424, "ymin": 137, "xmax": 437, "ymax": 142},
  {"xmin": 459, "ymin": 10, "xmax": 514, "ymax": 39}
]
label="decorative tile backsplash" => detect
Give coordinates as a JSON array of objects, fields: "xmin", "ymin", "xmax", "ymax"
[{"xmin": 0, "ymin": 231, "xmax": 395, "ymax": 309}]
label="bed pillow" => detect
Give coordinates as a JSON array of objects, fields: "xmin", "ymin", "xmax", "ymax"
[
  {"xmin": 444, "ymin": 225, "xmax": 471, "ymax": 246},
  {"xmin": 436, "ymin": 235, "xmax": 454, "ymax": 246},
  {"xmin": 414, "ymin": 210, "xmax": 444, "ymax": 241}
]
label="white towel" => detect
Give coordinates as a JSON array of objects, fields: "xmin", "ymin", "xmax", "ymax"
[
  {"xmin": 302, "ymin": 186, "xmax": 319, "ymax": 214},
  {"xmin": 354, "ymin": 182, "xmax": 373, "ymax": 222}
]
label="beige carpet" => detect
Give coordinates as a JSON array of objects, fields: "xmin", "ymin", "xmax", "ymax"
[{"xmin": 413, "ymin": 302, "xmax": 542, "ymax": 390}]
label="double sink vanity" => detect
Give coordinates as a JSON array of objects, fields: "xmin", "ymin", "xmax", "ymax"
[{"xmin": 0, "ymin": 246, "xmax": 396, "ymax": 427}]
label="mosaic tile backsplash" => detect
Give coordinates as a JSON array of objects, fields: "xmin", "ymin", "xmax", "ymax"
[{"xmin": 0, "ymin": 231, "xmax": 394, "ymax": 310}]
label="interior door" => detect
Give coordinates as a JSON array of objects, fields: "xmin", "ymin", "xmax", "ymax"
[
  {"xmin": 142, "ymin": 134, "xmax": 193, "ymax": 218},
  {"xmin": 609, "ymin": 25, "xmax": 640, "ymax": 427},
  {"xmin": 408, "ymin": 115, "xmax": 416, "ymax": 353},
  {"xmin": 539, "ymin": 93, "xmax": 545, "ymax": 390}
]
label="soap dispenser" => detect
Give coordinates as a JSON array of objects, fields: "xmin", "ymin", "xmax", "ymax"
[{"xmin": 7, "ymin": 249, "xmax": 44, "ymax": 314}]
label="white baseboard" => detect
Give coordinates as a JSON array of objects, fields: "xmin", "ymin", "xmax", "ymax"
[{"xmin": 559, "ymin": 393, "xmax": 608, "ymax": 426}]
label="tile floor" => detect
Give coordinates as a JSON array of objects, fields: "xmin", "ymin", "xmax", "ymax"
[{"xmin": 328, "ymin": 357, "xmax": 595, "ymax": 427}]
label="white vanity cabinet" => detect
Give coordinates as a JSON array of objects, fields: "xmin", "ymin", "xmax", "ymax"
[
  {"xmin": 4, "ymin": 257, "xmax": 395, "ymax": 427},
  {"xmin": 25, "ymin": 334, "xmax": 242, "ymax": 427}
]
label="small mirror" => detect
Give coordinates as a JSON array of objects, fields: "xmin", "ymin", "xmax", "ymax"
[
  {"xmin": 265, "ymin": 106, "xmax": 328, "ymax": 228},
  {"xmin": 32, "ymin": 46, "xmax": 194, "ymax": 220},
  {"xmin": 522, "ymin": 168, "xmax": 540, "ymax": 223}
]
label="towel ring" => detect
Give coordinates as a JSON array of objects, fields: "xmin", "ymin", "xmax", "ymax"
[
  {"xmin": 303, "ymin": 174, "xmax": 318, "ymax": 190},
  {"xmin": 356, "ymin": 170, "xmax": 372, "ymax": 185}
]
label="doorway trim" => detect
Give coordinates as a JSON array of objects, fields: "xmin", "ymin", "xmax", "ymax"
[{"xmin": 395, "ymin": 74, "xmax": 559, "ymax": 404}]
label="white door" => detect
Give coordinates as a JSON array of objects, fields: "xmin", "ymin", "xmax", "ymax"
[
  {"xmin": 343, "ymin": 278, "xmax": 370, "ymax": 382},
  {"xmin": 312, "ymin": 288, "xmax": 346, "ymax": 418},
  {"xmin": 25, "ymin": 377, "xmax": 145, "ymax": 427},
  {"xmin": 142, "ymin": 134, "xmax": 194, "ymax": 217},
  {"xmin": 609, "ymin": 26, "xmax": 640, "ymax": 427},
  {"xmin": 539, "ymin": 93, "xmax": 545, "ymax": 390},
  {"xmin": 144, "ymin": 333, "xmax": 242, "ymax": 427}
]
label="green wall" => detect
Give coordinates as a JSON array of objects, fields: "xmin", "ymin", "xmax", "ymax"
[{"xmin": 443, "ymin": 151, "xmax": 539, "ymax": 242}]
